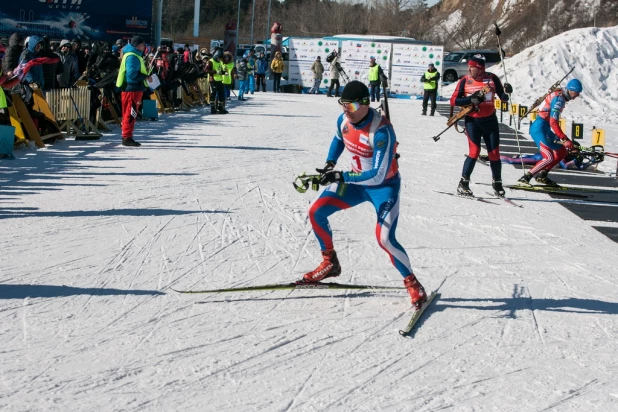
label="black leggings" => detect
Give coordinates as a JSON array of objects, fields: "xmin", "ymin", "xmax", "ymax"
[
  {"xmin": 422, "ymin": 90, "xmax": 437, "ymax": 112},
  {"xmin": 273, "ymin": 73, "xmax": 282, "ymax": 91},
  {"xmin": 256, "ymin": 74, "xmax": 266, "ymax": 91},
  {"xmin": 328, "ymin": 79, "xmax": 340, "ymax": 96}
]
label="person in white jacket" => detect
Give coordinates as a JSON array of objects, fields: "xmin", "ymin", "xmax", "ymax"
[{"xmin": 327, "ymin": 52, "xmax": 340, "ymax": 98}]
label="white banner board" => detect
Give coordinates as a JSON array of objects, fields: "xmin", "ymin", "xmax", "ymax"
[
  {"xmin": 288, "ymin": 38, "xmax": 339, "ymax": 89},
  {"xmin": 390, "ymin": 44, "xmax": 444, "ymax": 98},
  {"xmin": 339, "ymin": 40, "xmax": 391, "ymax": 85}
]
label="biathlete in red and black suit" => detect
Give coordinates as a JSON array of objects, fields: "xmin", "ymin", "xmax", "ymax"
[{"xmin": 450, "ymin": 54, "xmax": 512, "ymax": 197}]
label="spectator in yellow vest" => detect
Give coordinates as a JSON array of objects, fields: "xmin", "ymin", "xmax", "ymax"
[
  {"xmin": 420, "ymin": 63, "xmax": 440, "ymax": 116},
  {"xmin": 368, "ymin": 56, "xmax": 386, "ymax": 102},
  {"xmin": 115, "ymin": 36, "xmax": 151, "ymax": 147}
]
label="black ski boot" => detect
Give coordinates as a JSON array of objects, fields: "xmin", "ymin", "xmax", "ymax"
[
  {"xmin": 518, "ymin": 172, "xmax": 533, "ymax": 185},
  {"xmin": 492, "ymin": 180, "xmax": 505, "ymax": 197},
  {"xmin": 421, "ymin": 110, "xmax": 427, "ymax": 116},
  {"xmin": 457, "ymin": 178, "xmax": 473, "ymax": 197},
  {"xmin": 218, "ymin": 102, "xmax": 228, "ymax": 114},
  {"xmin": 535, "ymin": 170, "xmax": 558, "ymax": 187}
]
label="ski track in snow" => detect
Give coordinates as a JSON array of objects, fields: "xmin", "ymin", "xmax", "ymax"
[{"xmin": 2, "ymin": 35, "xmax": 618, "ymax": 409}]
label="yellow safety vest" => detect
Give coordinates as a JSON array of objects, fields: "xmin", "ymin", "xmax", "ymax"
[
  {"xmin": 116, "ymin": 52, "xmax": 149, "ymax": 89},
  {"xmin": 368, "ymin": 65, "xmax": 380, "ymax": 81},
  {"xmin": 0, "ymin": 70, "xmax": 7, "ymax": 109},
  {"xmin": 222, "ymin": 62, "xmax": 234, "ymax": 85},
  {"xmin": 210, "ymin": 59, "xmax": 223, "ymax": 82},
  {"xmin": 423, "ymin": 70, "xmax": 438, "ymax": 90}
]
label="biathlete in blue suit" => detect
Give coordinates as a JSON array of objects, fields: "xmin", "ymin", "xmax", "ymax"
[
  {"xmin": 302, "ymin": 80, "xmax": 427, "ymax": 308},
  {"xmin": 518, "ymin": 79, "xmax": 583, "ymax": 186}
]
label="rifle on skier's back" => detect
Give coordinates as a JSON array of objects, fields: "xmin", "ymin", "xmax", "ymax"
[{"xmin": 518, "ymin": 67, "xmax": 575, "ymax": 127}]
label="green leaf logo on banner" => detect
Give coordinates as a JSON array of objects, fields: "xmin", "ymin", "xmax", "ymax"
[
  {"xmin": 382, "ymin": 55, "xmax": 387, "ymax": 61},
  {"xmin": 371, "ymin": 43, "xmax": 376, "ymax": 47},
  {"xmin": 323, "ymin": 79, "xmax": 328, "ymax": 84},
  {"xmin": 325, "ymin": 48, "xmax": 330, "ymax": 53},
  {"xmin": 429, "ymin": 53, "xmax": 434, "ymax": 58},
  {"xmin": 435, "ymin": 61, "xmax": 440, "ymax": 66},
  {"xmin": 377, "ymin": 49, "xmax": 382, "ymax": 54},
  {"xmin": 318, "ymin": 41, "xmax": 323, "ymax": 46},
  {"xmin": 422, "ymin": 46, "xmax": 427, "ymax": 51}
]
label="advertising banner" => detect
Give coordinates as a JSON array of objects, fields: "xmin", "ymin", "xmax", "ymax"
[
  {"xmin": 288, "ymin": 38, "xmax": 338, "ymax": 89},
  {"xmin": 339, "ymin": 40, "xmax": 391, "ymax": 84},
  {"xmin": 0, "ymin": 0, "xmax": 152, "ymax": 43},
  {"xmin": 390, "ymin": 44, "xmax": 444, "ymax": 98}
]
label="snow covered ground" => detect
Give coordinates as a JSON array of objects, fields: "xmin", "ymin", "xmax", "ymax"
[{"xmin": 2, "ymin": 26, "xmax": 618, "ymax": 411}]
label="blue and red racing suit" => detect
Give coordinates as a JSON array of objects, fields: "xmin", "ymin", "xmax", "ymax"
[
  {"xmin": 528, "ymin": 89, "xmax": 570, "ymax": 175},
  {"xmin": 307, "ymin": 108, "xmax": 413, "ymax": 277}
]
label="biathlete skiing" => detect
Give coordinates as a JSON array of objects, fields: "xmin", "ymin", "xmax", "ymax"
[
  {"xmin": 517, "ymin": 79, "xmax": 583, "ymax": 186},
  {"xmin": 301, "ymin": 80, "xmax": 427, "ymax": 309}
]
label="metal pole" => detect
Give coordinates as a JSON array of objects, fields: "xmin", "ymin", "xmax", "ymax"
[
  {"xmin": 250, "ymin": 0, "xmax": 256, "ymax": 45},
  {"xmin": 193, "ymin": 0, "xmax": 200, "ymax": 37},
  {"xmin": 266, "ymin": 0, "xmax": 272, "ymax": 43},
  {"xmin": 156, "ymin": 0, "xmax": 163, "ymax": 46},
  {"xmin": 236, "ymin": 0, "xmax": 241, "ymax": 46}
]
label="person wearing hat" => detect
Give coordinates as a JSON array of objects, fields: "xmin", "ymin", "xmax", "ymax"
[
  {"xmin": 221, "ymin": 51, "xmax": 235, "ymax": 101},
  {"xmin": 517, "ymin": 78, "xmax": 582, "ymax": 187},
  {"xmin": 71, "ymin": 39, "xmax": 87, "ymax": 73},
  {"xmin": 301, "ymin": 80, "xmax": 428, "ymax": 309},
  {"xmin": 368, "ymin": 56, "xmax": 386, "ymax": 102},
  {"xmin": 115, "ymin": 35, "xmax": 151, "ymax": 146},
  {"xmin": 205, "ymin": 48, "xmax": 227, "ymax": 114},
  {"xmin": 56, "ymin": 39, "xmax": 79, "ymax": 88},
  {"xmin": 309, "ymin": 56, "xmax": 324, "ymax": 94},
  {"xmin": 326, "ymin": 51, "xmax": 340, "ymax": 98},
  {"xmin": 270, "ymin": 51, "xmax": 284, "ymax": 92},
  {"xmin": 450, "ymin": 54, "xmax": 512, "ymax": 197},
  {"xmin": 18, "ymin": 35, "xmax": 45, "ymax": 89},
  {"xmin": 420, "ymin": 62, "xmax": 440, "ymax": 116},
  {"xmin": 2, "ymin": 33, "xmax": 24, "ymax": 73}
]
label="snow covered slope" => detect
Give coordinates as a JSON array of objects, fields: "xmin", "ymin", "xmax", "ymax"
[
  {"xmin": 1, "ymin": 89, "xmax": 618, "ymax": 411},
  {"xmin": 442, "ymin": 25, "xmax": 618, "ymax": 154}
]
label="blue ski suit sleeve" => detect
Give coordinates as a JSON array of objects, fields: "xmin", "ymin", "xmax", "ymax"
[{"xmin": 325, "ymin": 114, "xmax": 346, "ymax": 163}]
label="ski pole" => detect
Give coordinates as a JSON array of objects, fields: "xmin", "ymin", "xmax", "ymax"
[{"xmin": 493, "ymin": 21, "xmax": 526, "ymax": 173}]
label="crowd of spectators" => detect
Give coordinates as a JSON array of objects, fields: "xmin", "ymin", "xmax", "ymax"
[{"xmin": 0, "ymin": 32, "xmax": 291, "ymax": 149}]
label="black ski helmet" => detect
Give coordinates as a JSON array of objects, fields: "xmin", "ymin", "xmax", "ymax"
[{"xmin": 340, "ymin": 81, "xmax": 370, "ymax": 104}]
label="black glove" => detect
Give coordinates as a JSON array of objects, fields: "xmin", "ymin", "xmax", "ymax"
[
  {"xmin": 470, "ymin": 96, "xmax": 482, "ymax": 105},
  {"xmin": 504, "ymin": 83, "xmax": 513, "ymax": 94},
  {"xmin": 319, "ymin": 170, "xmax": 344, "ymax": 185},
  {"xmin": 420, "ymin": 77, "xmax": 426, "ymax": 82},
  {"xmin": 316, "ymin": 161, "xmax": 336, "ymax": 174}
]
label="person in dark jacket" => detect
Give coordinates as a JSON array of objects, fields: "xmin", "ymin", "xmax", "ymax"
[
  {"xmin": 92, "ymin": 43, "xmax": 120, "ymax": 77},
  {"xmin": 255, "ymin": 52, "xmax": 268, "ymax": 92},
  {"xmin": 19, "ymin": 35, "xmax": 45, "ymax": 88},
  {"xmin": 57, "ymin": 39, "xmax": 80, "ymax": 88},
  {"xmin": 2, "ymin": 33, "xmax": 23, "ymax": 73},
  {"xmin": 115, "ymin": 36, "xmax": 151, "ymax": 147},
  {"xmin": 40, "ymin": 36, "xmax": 62, "ymax": 92}
]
